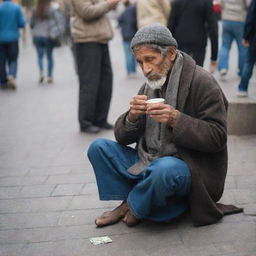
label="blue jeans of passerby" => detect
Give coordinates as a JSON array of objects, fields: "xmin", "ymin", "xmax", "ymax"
[
  {"xmin": 238, "ymin": 44, "xmax": 256, "ymax": 92},
  {"xmin": 218, "ymin": 20, "xmax": 247, "ymax": 75},
  {"xmin": 123, "ymin": 40, "xmax": 136, "ymax": 74},
  {"xmin": 0, "ymin": 41, "xmax": 18, "ymax": 85},
  {"xmin": 87, "ymin": 138, "xmax": 191, "ymax": 222},
  {"xmin": 33, "ymin": 37, "xmax": 54, "ymax": 77}
]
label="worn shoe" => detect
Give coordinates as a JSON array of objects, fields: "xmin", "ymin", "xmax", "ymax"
[
  {"xmin": 80, "ymin": 125, "xmax": 100, "ymax": 134},
  {"xmin": 47, "ymin": 77, "xmax": 53, "ymax": 83},
  {"xmin": 99, "ymin": 123, "xmax": 114, "ymax": 130},
  {"xmin": 236, "ymin": 90, "xmax": 248, "ymax": 97},
  {"xmin": 7, "ymin": 76, "xmax": 16, "ymax": 90},
  {"xmin": 39, "ymin": 76, "xmax": 44, "ymax": 84}
]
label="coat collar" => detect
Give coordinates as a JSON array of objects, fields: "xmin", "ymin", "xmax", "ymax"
[{"xmin": 176, "ymin": 51, "xmax": 196, "ymax": 112}]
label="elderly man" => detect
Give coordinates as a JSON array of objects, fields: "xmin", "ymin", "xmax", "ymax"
[{"xmin": 88, "ymin": 23, "xmax": 242, "ymax": 227}]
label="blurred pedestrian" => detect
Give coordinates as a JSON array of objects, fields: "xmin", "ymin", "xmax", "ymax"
[
  {"xmin": 168, "ymin": 0, "xmax": 218, "ymax": 73},
  {"xmin": 218, "ymin": 0, "xmax": 251, "ymax": 77},
  {"xmin": 30, "ymin": 0, "xmax": 64, "ymax": 84},
  {"xmin": 71, "ymin": 0, "xmax": 121, "ymax": 134},
  {"xmin": 136, "ymin": 0, "xmax": 170, "ymax": 29},
  {"xmin": 237, "ymin": 0, "xmax": 256, "ymax": 97},
  {"xmin": 0, "ymin": 0, "xmax": 25, "ymax": 90},
  {"xmin": 118, "ymin": 0, "xmax": 137, "ymax": 77}
]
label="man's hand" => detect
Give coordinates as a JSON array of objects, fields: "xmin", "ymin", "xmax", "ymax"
[
  {"xmin": 209, "ymin": 60, "xmax": 217, "ymax": 73},
  {"xmin": 128, "ymin": 95, "xmax": 148, "ymax": 123},
  {"xmin": 107, "ymin": 0, "xmax": 121, "ymax": 10},
  {"xmin": 146, "ymin": 103, "xmax": 179, "ymax": 127},
  {"xmin": 242, "ymin": 39, "xmax": 250, "ymax": 48}
]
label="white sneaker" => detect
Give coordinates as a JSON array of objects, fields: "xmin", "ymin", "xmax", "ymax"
[
  {"xmin": 236, "ymin": 90, "xmax": 248, "ymax": 97},
  {"xmin": 220, "ymin": 69, "xmax": 228, "ymax": 76}
]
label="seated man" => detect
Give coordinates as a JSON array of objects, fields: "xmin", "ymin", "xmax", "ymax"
[{"xmin": 88, "ymin": 23, "xmax": 242, "ymax": 227}]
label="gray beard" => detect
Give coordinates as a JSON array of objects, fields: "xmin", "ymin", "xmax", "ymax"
[{"xmin": 146, "ymin": 75, "xmax": 167, "ymax": 90}]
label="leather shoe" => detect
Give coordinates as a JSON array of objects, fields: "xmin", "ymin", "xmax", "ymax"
[
  {"xmin": 80, "ymin": 125, "xmax": 100, "ymax": 134},
  {"xmin": 99, "ymin": 123, "xmax": 114, "ymax": 130}
]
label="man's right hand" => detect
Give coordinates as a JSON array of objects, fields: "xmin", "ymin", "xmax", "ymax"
[
  {"xmin": 128, "ymin": 95, "xmax": 148, "ymax": 123},
  {"xmin": 107, "ymin": 0, "xmax": 121, "ymax": 10}
]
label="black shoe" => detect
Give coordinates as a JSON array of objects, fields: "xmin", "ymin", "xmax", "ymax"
[
  {"xmin": 99, "ymin": 123, "xmax": 114, "ymax": 130},
  {"xmin": 80, "ymin": 125, "xmax": 100, "ymax": 134}
]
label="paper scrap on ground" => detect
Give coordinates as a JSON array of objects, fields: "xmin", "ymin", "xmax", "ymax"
[{"xmin": 90, "ymin": 236, "xmax": 113, "ymax": 245}]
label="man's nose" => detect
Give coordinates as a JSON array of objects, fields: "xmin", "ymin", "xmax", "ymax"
[{"xmin": 142, "ymin": 63, "xmax": 152, "ymax": 76}]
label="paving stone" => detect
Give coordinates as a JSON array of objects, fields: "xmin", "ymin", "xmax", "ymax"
[
  {"xmin": 0, "ymin": 187, "xmax": 21, "ymax": 199},
  {"xmin": 51, "ymin": 184, "xmax": 83, "ymax": 196},
  {"xmin": 233, "ymin": 189, "xmax": 256, "ymax": 204},
  {"xmin": 45, "ymin": 174, "xmax": 88, "ymax": 185},
  {"xmin": 0, "ymin": 175, "xmax": 48, "ymax": 187},
  {"xmin": 236, "ymin": 175, "xmax": 256, "ymax": 189},
  {"xmin": 0, "ymin": 244, "xmax": 25, "ymax": 256},
  {"xmin": 0, "ymin": 168, "xmax": 29, "ymax": 177},
  {"xmin": 0, "ymin": 196, "xmax": 72, "ymax": 213},
  {"xmin": 19, "ymin": 184, "xmax": 55, "ymax": 198},
  {"xmin": 244, "ymin": 204, "xmax": 256, "ymax": 216},
  {"xmin": 28, "ymin": 166, "xmax": 73, "ymax": 176},
  {"xmin": 80, "ymin": 183, "xmax": 98, "ymax": 195},
  {"xmin": 0, "ymin": 212, "xmax": 60, "ymax": 230}
]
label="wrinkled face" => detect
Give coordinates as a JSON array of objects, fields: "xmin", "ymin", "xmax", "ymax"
[{"xmin": 134, "ymin": 46, "xmax": 175, "ymax": 89}]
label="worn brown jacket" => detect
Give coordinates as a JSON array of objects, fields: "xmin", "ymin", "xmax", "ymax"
[{"xmin": 114, "ymin": 52, "xmax": 232, "ymax": 226}]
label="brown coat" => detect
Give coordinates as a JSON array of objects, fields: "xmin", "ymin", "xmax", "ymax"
[{"xmin": 114, "ymin": 52, "xmax": 233, "ymax": 226}]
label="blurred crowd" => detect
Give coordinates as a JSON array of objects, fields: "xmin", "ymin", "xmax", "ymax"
[{"xmin": 0, "ymin": 0, "xmax": 255, "ymax": 132}]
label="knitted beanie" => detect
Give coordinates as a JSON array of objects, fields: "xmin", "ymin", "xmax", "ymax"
[{"xmin": 131, "ymin": 23, "xmax": 178, "ymax": 49}]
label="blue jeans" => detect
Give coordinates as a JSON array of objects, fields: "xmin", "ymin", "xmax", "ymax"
[
  {"xmin": 123, "ymin": 40, "xmax": 136, "ymax": 74},
  {"xmin": 238, "ymin": 44, "xmax": 256, "ymax": 92},
  {"xmin": 33, "ymin": 37, "xmax": 54, "ymax": 77},
  {"xmin": 0, "ymin": 41, "xmax": 18, "ymax": 85},
  {"xmin": 218, "ymin": 20, "xmax": 247, "ymax": 75},
  {"xmin": 87, "ymin": 138, "xmax": 191, "ymax": 222}
]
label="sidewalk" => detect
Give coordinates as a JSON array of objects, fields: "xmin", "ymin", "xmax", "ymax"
[{"xmin": 0, "ymin": 26, "xmax": 255, "ymax": 256}]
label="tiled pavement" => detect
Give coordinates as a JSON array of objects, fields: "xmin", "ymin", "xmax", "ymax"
[{"xmin": 0, "ymin": 24, "xmax": 255, "ymax": 256}]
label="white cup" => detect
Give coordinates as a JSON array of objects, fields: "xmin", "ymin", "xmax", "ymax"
[{"xmin": 146, "ymin": 98, "xmax": 165, "ymax": 104}]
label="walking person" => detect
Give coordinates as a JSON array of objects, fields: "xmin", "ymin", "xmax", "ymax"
[
  {"xmin": 218, "ymin": 0, "xmax": 251, "ymax": 77},
  {"xmin": 117, "ymin": 0, "xmax": 137, "ymax": 77},
  {"xmin": 136, "ymin": 0, "xmax": 171, "ymax": 29},
  {"xmin": 168, "ymin": 0, "xmax": 218, "ymax": 73},
  {"xmin": 70, "ymin": 0, "xmax": 121, "ymax": 134},
  {"xmin": 30, "ymin": 0, "xmax": 63, "ymax": 84},
  {"xmin": 88, "ymin": 24, "xmax": 242, "ymax": 228},
  {"xmin": 237, "ymin": 0, "xmax": 256, "ymax": 97},
  {"xmin": 0, "ymin": 0, "xmax": 25, "ymax": 90}
]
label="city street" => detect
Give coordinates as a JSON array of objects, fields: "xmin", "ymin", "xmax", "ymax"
[{"xmin": 0, "ymin": 22, "xmax": 256, "ymax": 256}]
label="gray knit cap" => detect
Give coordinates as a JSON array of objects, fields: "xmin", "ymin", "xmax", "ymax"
[{"xmin": 131, "ymin": 23, "xmax": 178, "ymax": 49}]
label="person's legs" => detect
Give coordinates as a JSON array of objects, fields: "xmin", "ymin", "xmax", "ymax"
[
  {"xmin": 0, "ymin": 43, "xmax": 8, "ymax": 87},
  {"xmin": 127, "ymin": 156, "xmax": 191, "ymax": 222},
  {"xmin": 190, "ymin": 48, "xmax": 206, "ymax": 67},
  {"xmin": 45, "ymin": 38, "xmax": 54, "ymax": 82},
  {"xmin": 75, "ymin": 42, "xmax": 102, "ymax": 131},
  {"xmin": 93, "ymin": 44, "xmax": 113, "ymax": 127},
  {"xmin": 218, "ymin": 21, "xmax": 233, "ymax": 73},
  {"xmin": 33, "ymin": 37, "xmax": 45, "ymax": 80},
  {"xmin": 233, "ymin": 21, "xmax": 247, "ymax": 76},
  {"xmin": 6, "ymin": 41, "xmax": 18, "ymax": 79},
  {"xmin": 87, "ymin": 138, "xmax": 140, "ymax": 227},
  {"xmin": 238, "ymin": 45, "xmax": 256, "ymax": 94},
  {"xmin": 123, "ymin": 40, "xmax": 136, "ymax": 74}
]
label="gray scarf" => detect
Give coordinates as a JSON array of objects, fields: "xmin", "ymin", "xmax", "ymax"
[{"xmin": 128, "ymin": 52, "xmax": 184, "ymax": 175}]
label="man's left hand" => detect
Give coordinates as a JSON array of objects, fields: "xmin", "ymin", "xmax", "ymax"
[{"xmin": 146, "ymin": 103, "xmax": 179, "ymax": 126}]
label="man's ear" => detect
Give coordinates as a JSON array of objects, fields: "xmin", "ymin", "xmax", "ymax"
[{"xmin": 168, "ymin": 47, "xmax": 177, "ymax": 61}]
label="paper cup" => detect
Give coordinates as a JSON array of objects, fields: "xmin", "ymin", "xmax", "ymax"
[{"xmin": 146, "ymin": 98, "xmax": 165, "ymax": 104}]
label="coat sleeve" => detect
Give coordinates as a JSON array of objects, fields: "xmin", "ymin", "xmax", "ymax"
[
  {"xmin": 71, "ymin": 0, "xmax": 109, "ymax": 21},
  {"xmin": 114, "ymin": 85, "xmax": 146, "ymax": 146},
  {"xmin": 172, "ymin": 77, "xmax": 228, "ymax": 153}
]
